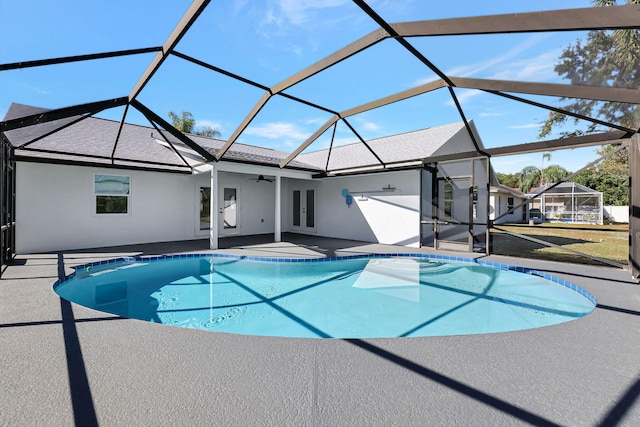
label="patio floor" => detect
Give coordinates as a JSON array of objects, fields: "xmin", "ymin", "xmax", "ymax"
[{"xmin": 1, "ymin": 234, "xmax": 639, "ymax": 426}]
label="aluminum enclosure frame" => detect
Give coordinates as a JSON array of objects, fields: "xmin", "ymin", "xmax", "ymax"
[{"xmin": 0, "ymin": 1, "xmax": 638, "ymax": 273}]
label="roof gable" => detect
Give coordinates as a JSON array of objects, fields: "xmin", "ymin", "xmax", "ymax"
[{"xmin": 298, "ymin": 121, "xmax": 472, "ymax": 171}]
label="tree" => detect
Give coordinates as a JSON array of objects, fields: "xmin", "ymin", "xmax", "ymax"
[
  {"xmin": 197, "ymin": 125, "xmax": 221, "ymax": 138},
  {"xmin": 573, "ymin": 145, "xmax": 629, "ymax": 205},
  {"xmin": 540, "ymin": 152, "xmax": 551, "ymax": 185},
  {"xmin": 168, "ymin": 111, "xmax": 196, "ymax": 133},
  {"xmin": 496, "ymin": 172, "xmax": 520, "ymax": 189},
  {"xmin": 537, "ymin": 1, "xmax": 637, "ymax": 206},
  {"xmin": 168, "ymin": 111, "xmax": 221, "ymax": 138},
  {"xmin": 543, "ymin": 164, "xmax": 570, "ymax": 184},
  {"xmin": 538, "ymin": 1, "xmax": 639, "ymax": 138},
  {"xmin": 517, "ymin": 164, "xmax": 570, "ymax": 193},
  {"xmin": 519, "ymin": 166, "xmax": 541, "ymax": 193}
]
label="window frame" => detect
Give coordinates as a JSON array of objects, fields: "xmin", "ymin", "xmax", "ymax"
[
  {"xmin": 94, "ymin": 174, "xmax": 131, "ymax": 215},
  {"xmin": 443, "ymin": 181, "xmax": 453, "ymax": 221}
]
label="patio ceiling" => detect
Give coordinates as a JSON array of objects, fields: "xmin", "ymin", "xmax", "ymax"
[{"xmin": 1, "ymin": 1, "xmax": 639, "ymax": 175}]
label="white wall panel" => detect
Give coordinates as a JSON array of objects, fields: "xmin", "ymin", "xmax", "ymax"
[
  {"xmin": 16, "ymin": 162, "xmax": 197, "ymax": 253},
  {"xmin": 311, "ymin": 170, "xmax": 421, "ymax": 247}
]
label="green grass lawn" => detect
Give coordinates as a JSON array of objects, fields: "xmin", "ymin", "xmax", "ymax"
[{"xmin": 490, "ymin": 222, "xmax": 628, "ymax": 266}]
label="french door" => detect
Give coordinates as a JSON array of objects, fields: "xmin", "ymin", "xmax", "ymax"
[
  {"xmin": 220, "ymin": 187, "xmax": 240, "ymax": 234},
  {"xmin": 291, "ymin": 188, "xmax": 315, "ymax": 232}
]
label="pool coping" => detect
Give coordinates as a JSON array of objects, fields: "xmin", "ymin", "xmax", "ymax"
[{"xmin": 60, "ymin": 252, "xmax": 598, "ymax": 307}]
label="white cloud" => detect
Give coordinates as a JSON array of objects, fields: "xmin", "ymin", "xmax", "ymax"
[
  {"xmin": 510, "ymin": 123, "xmax": 539, "ymax": 130},
  {"xmin": 288, "ymin": 42, "xmax": 303, "ymax": 56},
  {"xmin": 197, "ymin": 119, "xmax": 224, "ymax": 132},
  {"xmin": 489, "ymin": 49, "xmax": 562, "ymax": 81},
  {"xmin": 446, "ymin": 89, "xmax": 483, "ymax": 106},
  {"xmin": 443, "ymin": 33, "xmax": 553, "ymax": 79},
  {"xmin": 244, "ymin": 122, "xmax": 309, "ymax": 140},
  {"xmin": 360, "ymin": 121, "xmax": 380, "ymax": 132},
  {"xmin": 332, "ymin": 136, "xmax": 360, "ymax": 147},
  {"xmin": 22, "ymin": 83, "xmax": 51, "ymax": 95},
  {"xmin": 509, "ymin": 123, "xmax": 540, "ymax": 129},
  {"xmin": 231, "ymin": 0, "xmax": 249, "ymax": 15},
  {"xmin": 349, "ymin": 117, "xmax": 383, "ymax": 137},
  {"xmin": 412, "ymin": 76, "xmax": 438, "ymax": 87},
  {"xmin": 368, "ymin": 0, "xmax": 416, "ymax": 17},
  {"xmin": 305, "ymin": 117, "xmax": 328, "ymax": 125},
  {"xmin": 276, "ymin": 0, "xmax": 350, "ymax": 26}
]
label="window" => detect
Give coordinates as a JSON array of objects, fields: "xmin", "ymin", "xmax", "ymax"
[
  {"xmin": 200, "ymin": 187, "xmax": 210, "ymax": 230},
  {"xmin": 507, "ymin": 197, "xmax": 514, "ymax": 213},
  {"xmin": 223, "ymin": 187, "xmax": 237, "ymax": 229},
  {"xmin": 443, "ymin": 181, "xmax": 453, "ymax": 221},
  {"xmin": 306, "ymin": 189, "xmax": 315, "ymax": 228},
  {"xmin": 95, "ymin": 175, "xmax": 129, "ymax": 214},
  {"xmin": 472, "ymin": 186, "xmax": 478, "ymax": 219},
  {"xmin": 293, "ymin": 190, "xmax": 301, "ymax": 226}
]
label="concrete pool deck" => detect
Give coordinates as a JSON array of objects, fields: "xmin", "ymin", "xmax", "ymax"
[{"xmin": 1, "ymin": 234, "xmax": 639, "ymax": 426}]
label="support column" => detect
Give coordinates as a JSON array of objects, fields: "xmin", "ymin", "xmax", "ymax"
[
  {"xmin": 485, "ymin": 156, "xmax": 491, "ymax": 256},
  {"xmin": 629, "ymin": 134, "xmax": 640, "ymax": 279},
  {"xmin": 468, "ymin": 159, "xmax": 474, "ymax": 252},
  {"xmin": 275, "ymin": 175, "xmax": 282, "ymax": 242},
  {"xmin": 210, "ymin": 164, "xmax": 219, "ymax": 250}
]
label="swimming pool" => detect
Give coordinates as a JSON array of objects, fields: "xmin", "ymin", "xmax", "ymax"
[{"xmin": 55, "ymin": 254, "xmax": 596, "ymax": 338}]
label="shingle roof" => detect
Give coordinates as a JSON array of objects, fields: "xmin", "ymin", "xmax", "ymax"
[
  {"xmin": 529, "ymin": 182, "xmax": 600, "ymax": 195},
  {"xmin": 491, "ymin": 184, "xmax": 526, "ymax": 198},
  {"xmin": 172, "ymin": 134, "xmax": 321, "ymax": 170},
  {"xmin": 3, "ymin": 103, "xmax": 320, "ymax": 171},
  {"xmin": 3, "ymin": 103, "xmax": 483, "ymax": 174},
  {"xmin": 297, "ymin": 122, "xmax": 474, "ymax": 171}
]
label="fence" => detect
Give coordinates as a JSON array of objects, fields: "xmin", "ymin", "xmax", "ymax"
[{"xmin": 603, "ymin": 206, "xmax": 629, "ymax": 223}]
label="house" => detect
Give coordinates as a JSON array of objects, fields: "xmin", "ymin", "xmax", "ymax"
[
  {"xmin": 3, "ymin": 103, "xmax": 492, "ymax": 254},
  {"xmin": 527, "ymin": 182, "xmax": 603, "ymax": 225},
  {"xmin": 489, "ymin": 184, "xmax": 528, "ymax": 224}
]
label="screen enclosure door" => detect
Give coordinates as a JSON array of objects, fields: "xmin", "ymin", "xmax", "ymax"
[{"xmin": 420, "ymin": 167, "xmax": 436, "ymax": 248}]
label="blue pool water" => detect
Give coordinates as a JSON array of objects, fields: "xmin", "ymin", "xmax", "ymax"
[{"xmin": 54, "ymin": 255, "xmax": 596, "ymax": 338}]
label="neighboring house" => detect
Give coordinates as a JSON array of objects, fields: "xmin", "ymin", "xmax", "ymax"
[
  {"xmin": 527, "ymin": 182, "xmax": 603, "ymax": 225},
  {"xmin": 3, "ymin": 103, "xmax": 492, "ymax": 254},
  {"xmin": 489, "ymin": 185, "xmax": 527, "ymax": 225}
]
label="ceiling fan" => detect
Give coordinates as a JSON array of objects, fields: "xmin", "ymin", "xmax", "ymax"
[{"xmin": 252, "ymin": 174, "xmax": 274, "ymax": 183}]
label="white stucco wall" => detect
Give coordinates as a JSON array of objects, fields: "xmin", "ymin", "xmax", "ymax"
[
  {"xmin": 16, "ymin": 162, "xmax": 200, "ymax": 253},
  {"xmin": 216, "ymin": 172, "xmax": 276, "ymax": 237},
  {"xmin": 490, "ymin": 194, "xmax": 524, "ymax": 224},
  {"xmin": 16, "ymin": 163, "xmax": 293, "ymax": 253},
  {"xmin": 16, "ymin": 161, "xmax": 423, "ymax": 253},
  {"xmin": 311, "ymin": 170, "xmax": 421, "ymax": 247},
  {"xmin": 604, "ymin": 206, "xmax": 629, "ymax": 223}
]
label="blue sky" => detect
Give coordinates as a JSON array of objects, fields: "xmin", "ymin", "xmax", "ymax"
[{"xmin": 1, "ymin": 0, "xmax": 609, "ymax": 174}]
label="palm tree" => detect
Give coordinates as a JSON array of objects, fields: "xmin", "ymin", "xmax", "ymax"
[
  {"xmin": 543, "ymin": 164, "xmax": 570, "ymax": 184},
  {"xmin": 540, "ymin": 152, "xmax": 551, "ymax": 185},
  {"xmin": 519, "ymin": 165, "xmax": 541, "ymax": 193},
  {"xmin": 168, "ymin": 111, "xmax": 221, "ymax": 138},
  {"xmin": 168, "ymin": 111, "xmax": 196, "ymax": 133}
]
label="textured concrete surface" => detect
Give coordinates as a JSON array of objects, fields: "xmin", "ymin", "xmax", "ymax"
[{"xmin": 1, "ymin": 234, "xmax": 639, "ymax": 426}]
